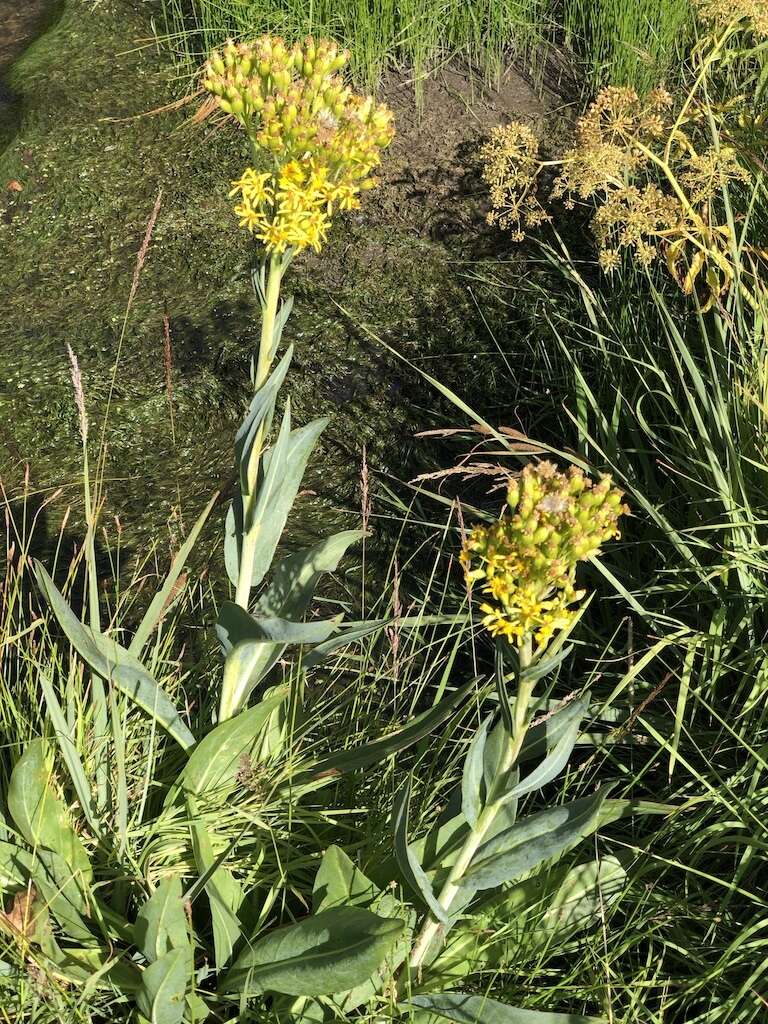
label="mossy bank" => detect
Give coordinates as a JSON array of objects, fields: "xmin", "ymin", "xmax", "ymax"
[{"xmin": 0, "ymin": 0, "xmax": 558, "ymax": 561}]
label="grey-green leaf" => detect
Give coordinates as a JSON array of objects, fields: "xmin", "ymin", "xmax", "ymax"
[
  {"xmin": 223, "ymin": 906, "xmax": 404, "ymax": 997},
  {"xmin": 299, "ymin": 677, "xmax": 478, "ymax": 783},
  {"xmin": 245, "ymin": 411, "xmax": 328, "ymax": 589},
  {"xmin": 393, "ymin": 781, "xmax": 450, "ymax": 926},
  {"xmin": 135, "ymin": 878, "xmax": 189, "ymax": 964},
  {"xmin": 136, "ymin": 946, "xmax": 189, "ymax": 1024},
  {"xmin": 235, "ymin": 345, "xmax": 293, "ymax": 496},
  {"xmin": 464, "ymin": 787, "xmax": 612, "ymax": 890},
  {"xmin": 34, "ymin": 564, "xmax": 194, "ymax": 751},
  {"xmin": 404, "ymin": 992, "xmax": 603, "ymax": 1023},
  {"xmin": 499, "ymin": 694, "xmax": 589, "ymax": 806},
  {"xmin": 462, "ymin": 715, "xmax": 492, "ymax": 830},
  {"xmin": 130, "ymin": 491, "xmax": 218, "ymax": 657},
  {"xmin": 38, "ymin": 673, "xmax": 101, "ymax": 837},
  {"xmin": 312, "ymin": 845, "xmax": 379, "ymax": 913},
  {"xmin": 187, "ymin": 798, "xmax": 244, "ymax": 971},
  {"xmin": 220, "ymin": 530, "xmax": 365, "ymax": 715},
  {"xmin": 7, "ymin": 739, "xmax": 92, "ymax": 884}
]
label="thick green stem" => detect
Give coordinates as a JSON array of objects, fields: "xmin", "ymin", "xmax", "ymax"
[
  {"xmin": 402, "ymin": 638, "xmax": 535, "ymax": 986},
  {"xmin": 232, "ymin": 253, "xmax": 284, "ymax": 614},
  {"xmin": 219, "ymin": 253, "xmax": 284, "ymax": 722}
]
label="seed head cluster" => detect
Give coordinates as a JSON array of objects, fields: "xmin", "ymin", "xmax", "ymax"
[
  {"xmin": 481, "ymin": 123, "xmax": 549, "ymax": 241},
  {"xmin": 482, "ymin": 79, "xmax": 760, "ymax": 306},
  {"xmin": 461, "ymin": 462, "xmax": 627, "ymax": 648},
  {"xmin": 202, "ymin": 36, "xmax": 394, "ymax": 253},
  {"xmin": 695, "ymin": 0, "xmax": 768, "ymax": 35}
]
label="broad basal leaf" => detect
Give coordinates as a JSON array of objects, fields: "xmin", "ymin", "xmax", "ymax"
[
  {"xmin": 136, "ymin": 946, "xmax": 189, "ymax": 1024},
  {"xmin": 8, "ymin": 739, "xmax": 92, "ymax": 884},
  {"xmin": 404, "ymin": 992, "xmax": 603, "ymax": 1023},
  {"xmin": 0, "ymin": 841, "xmax": 92, "ymax": 944},
  {"xmin": 223, "ymin": 906, "xmax": 404, "ymax": 997},
  {"xmin": 134, "ymin": 877, "xmax": 189, "ymax": 964},
  {"xmin": 313, "ymin": 845, "xmax": 379, "ymax": 913}
]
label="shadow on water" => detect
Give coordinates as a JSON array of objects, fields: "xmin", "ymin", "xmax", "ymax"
[{"xmin": 0, "ymin": 0, "xmax": 64, "ymax": 154}]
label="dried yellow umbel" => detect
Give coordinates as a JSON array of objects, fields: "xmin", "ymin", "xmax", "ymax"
[
  {"xmin": 480, "ymin": 0, "xmax": 768, "ymax": 309},
  {"xmin": 695, "ymin": 0, "xmax": 768, "ymax": 34},
  {"xmin": 461, "ymin": 462, "xmax": 628, "ymax": 648},
  {"xmin": 202, "ymin": 36, "xmax": 395, "ymax": 254}
]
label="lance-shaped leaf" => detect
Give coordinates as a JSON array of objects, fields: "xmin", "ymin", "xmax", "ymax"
[
  {"xmin": 219, "ymin": 530, "xmax": 365, "ymax": 716},
  {"xmin": 462, "ymin": 715, "xmax": 492, "ymax": 830},
  {"xmin": 464, "ymin": 787, "xmax": 612, "ymax": 890},
  {"xmin": 136, "ymin": 946, "xmax": 190, "ymax": 1024},
  {"xmin": 428, "ymin": 856, "xmax": 626, "ymax": 984},
  {"xmin": 222, "ymin": 906, "xmax": 404, "ymax": 997},
  {"xmin": 8, "ymin": 739, "xmax": 92, "ymax": 885},
  {"xmin": 244, "ymin": 408, "xmax": 329, "ymax": 587},
  {"xmin": 313, "ymin": 846, "xmax": 379, "ymax": 913},
  {"xmin": 393, "ymin": 780, "xmax": 450, "ymax": 925},
  {"xmin": 404, "ymin": 992, "xmax": 603, "ymax": 1023},
  {"xmin": 517, "ymin": 693, "xmax": 597, "ymax": 766},
  {"xmin": 33, "ymin": 564, "xmax": 194, "ymax": 751},
  {"xmin": 135, "ymin": 878, "xmax": 189, "ymax": 964},
  {"xmin": 224, "ymin": 347, "xmax": 294, "ymax": 586},
  {"xmin": 498, "ymin": 694, "xmax": 590, "ymax": 806},
  {"xmin": 38, "ymin": 672, "xmax": 101, "ymax": 837},
  {"xmin": 235, "ymin": 346, "xmax": 293, "ymax": 497},
  {"xmin": 130, "ymin": 491, "xmax": 218, "ymax": 657},
  {"xmin": 188, "ymin": 805, "xmax": 244, "ymax": 971},
  {"xmin": 218, "ymin": 604, "xmax": 339, "ymax": 719},
  {"xmin": 298, "ymin": 677, "xmax": 478, "ymax": 783}
]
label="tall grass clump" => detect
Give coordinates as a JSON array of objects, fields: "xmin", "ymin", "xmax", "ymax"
[
  {"xmin": 158, "ymin": 0, "xmax": 548, "ymax": 87},
  {"xmin": 562, "ymin": 0, "xmax": 693, "ymax": 92}
]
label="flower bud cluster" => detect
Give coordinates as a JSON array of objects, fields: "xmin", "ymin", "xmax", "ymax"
[
  {"xmin": 460, "ymin": 462, "xmax": 628, "ymax": 647},
  {"xmin": 202, "ymin": 36, "xmax": 394, "ymax": 253}
]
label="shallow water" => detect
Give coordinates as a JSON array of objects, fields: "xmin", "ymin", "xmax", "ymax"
[{"xmin": 0, "ymin": 0, "xmax": 549, "ymax": 574}]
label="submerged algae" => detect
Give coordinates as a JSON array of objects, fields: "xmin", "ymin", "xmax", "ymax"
[{"xmin": 0, "ymin": 0, "xmax": 545, "ymax": 561}]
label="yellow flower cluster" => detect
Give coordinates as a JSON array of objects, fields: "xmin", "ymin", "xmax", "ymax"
[
  {"xmin": 202, "ymin": 36, "xmax": 394, "ymax": 254},
  {"xmin": 482, "ymin": 79, "xmax": 763, "ymax": 307},
  {"xmin": 229, "ymin": 160, "xmax": 355, "ymax": 253},
  {"xmin": 461, "ymin": 462, "xmax": 627, "ymax": 648},
  {"xmin": 695, "ymin": 0, "xmax": 768, "ymax": 35}
]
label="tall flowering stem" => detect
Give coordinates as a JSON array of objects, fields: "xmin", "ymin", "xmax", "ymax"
[
  {"xmin": 201, "ymin": 37, "xmax": 394, "ymax": 719},
  {"xmin": 402, "ymin": 462, "xmax": 627, "ymax": 984}
]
